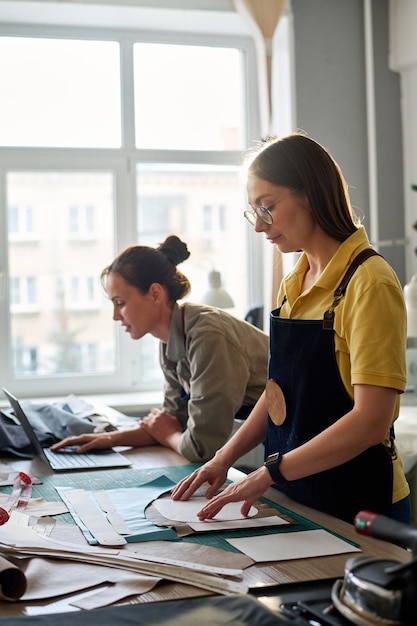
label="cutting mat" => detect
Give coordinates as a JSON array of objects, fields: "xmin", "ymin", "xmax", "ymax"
[{"xmin": 1, "ymin": 465, "xmax": 356, "ymax": 552}]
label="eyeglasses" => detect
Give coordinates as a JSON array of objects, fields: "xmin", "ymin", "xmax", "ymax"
[
  {"xmin": 243, "ymin": 191, "xmax": 299, "ymax": 227},
  {"xmin": 244, "ymin": 204, "xmax": 274, "ymax": 226}
]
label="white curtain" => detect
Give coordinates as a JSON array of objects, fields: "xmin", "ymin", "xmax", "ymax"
[
  {"xmin": 234, "ymin": 0, "xmax": 287, "ymax": 312},
  {"xmin": 233, "ymin": 0, "xmax": 285, "ymax": 312},
  {"xmin": 234, "ymin": 0, "xmax": 286, "ymax": 137}
]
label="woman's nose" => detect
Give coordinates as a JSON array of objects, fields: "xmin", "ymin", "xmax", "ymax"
[{"xmin": 254, "ymin": 215, "xmax": 268, "ymax": 233}]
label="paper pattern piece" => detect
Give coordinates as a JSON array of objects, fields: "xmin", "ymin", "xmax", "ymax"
[
  {"xmin": 94, "ymin": 490, "xmax": 131, "ymax": 535},
  {"xmin": 0, "ymin": 465, "xmax": 17, "ymax": 486},
  {"xmin": 63, "ymin": 489, "xmax": 127, "ymax": 546},
  {"xmin": 0, "ymin": 521, "xmax": 248, "ymax": 596},
  {"xmin": 70, "ymin": 575, "xmax": 160, "ymax": 610},
  {"xmin": 5, "ymin": 510, "xmax": 31, "ymax": 528},
  {"xmin": 17, "ymin": 556, "xmax": 160, "ymax": 608},
  {"xmin": 126, "ymin": 540, "xmax": 254, "ymax": 572},
  {"xmin": 152, "ymin": 496, "xmax": 257, "ymax": 523},
  {"xmin": 188, "ymin": 515, "xmax": 289, "ymax": 532},
  {"xmin": 55, "ymin": 476, "xmax": 178, "ymax": 545},
  {"xmin": 151, "ymin": 495, "xmax": 290, "ymax": 533},
  {"xmin": 226, "ymin": 528, "xmax": 361, "ymax": 562},
  {"xmin": 0, "ymin": 494, "xmax": 67, "ymax": 517}
]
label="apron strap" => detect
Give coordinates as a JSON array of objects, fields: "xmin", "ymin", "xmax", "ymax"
[
  {"xmin": 322, "ymin": 247, "xmax": 397, "ymax": 456},
  {"xmin": 323, "ymin": 248, "xmax": 381, "ymax": 330}
]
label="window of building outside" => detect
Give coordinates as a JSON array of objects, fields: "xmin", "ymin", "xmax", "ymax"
[{"xmin": 0, "ymin": 23, "xmax": 263, "ymax": 399}]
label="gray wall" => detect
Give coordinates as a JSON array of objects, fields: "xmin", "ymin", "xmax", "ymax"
[{"xmin": 291, "ymin": 0, "xmax": 405, "ymax": 282}]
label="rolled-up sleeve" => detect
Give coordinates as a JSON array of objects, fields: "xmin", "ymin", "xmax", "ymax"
[
  {"xmin": 159, "ymin": 304, "xmax": 268, "ymax": 463},
  {"xmin": 177, "ymin": 329, "xmax": 251, "ymax": 462}
]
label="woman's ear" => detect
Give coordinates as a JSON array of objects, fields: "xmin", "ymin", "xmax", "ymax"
[{"xmin": 148, "ymin": 282, "xmax": 165, "ymax": 305}]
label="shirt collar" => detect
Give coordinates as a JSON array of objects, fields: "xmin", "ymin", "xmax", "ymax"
[
  {"xmin": 314, "ymin": 227, "xmax": 371, "ymax": 291},
  {"xmin": 282, "ymin": 227, "xmax": 371, "ymax": 302},
  {"xmin": 165, "ymin": 302, "xmax": 186, "ymax": 362}
]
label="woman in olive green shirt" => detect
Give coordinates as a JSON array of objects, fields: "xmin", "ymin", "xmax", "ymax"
[{"xmin": 52, "ymin": 235, "xmax": 269, "ymax": 463}]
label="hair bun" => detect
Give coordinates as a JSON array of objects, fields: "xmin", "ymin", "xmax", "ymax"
[{"xmin": 158, "ymin": 235, "xmax": 190, "ymax": 266}]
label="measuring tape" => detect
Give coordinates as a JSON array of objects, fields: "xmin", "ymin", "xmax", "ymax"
[{"xmin": 0, "ymin": 472, "xmax": 32, "ymax": 525}]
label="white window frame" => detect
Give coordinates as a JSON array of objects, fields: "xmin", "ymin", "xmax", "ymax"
[{"xmin": 0, "ymin": 17, "xmax": 265, "ymax": 398}]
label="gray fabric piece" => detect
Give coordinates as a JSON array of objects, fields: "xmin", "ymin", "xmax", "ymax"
[
  {"xmin": 20, "ymin": 401, "xmax": 96, "ymax": 439},
  {"xmin": 0, "ymin": 402, "xmax": 96, "ymax": 457},
  {"xmin": 0, "ymin": 410, "xmax": 54, "ymax": 458}
]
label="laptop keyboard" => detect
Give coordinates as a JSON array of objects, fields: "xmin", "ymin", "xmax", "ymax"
[{"xmin": 44, "ymin": 448, "xmax": 120, "ymax": 469}]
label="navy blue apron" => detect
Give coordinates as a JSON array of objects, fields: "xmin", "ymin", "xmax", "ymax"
[{"xmin": 265, "ymin": 249, "xmax": 394, "ymax": 523}]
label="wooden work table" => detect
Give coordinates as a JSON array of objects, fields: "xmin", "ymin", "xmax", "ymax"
[{"xmin": 0, "ymin": 439, "xmax": 412, "ymax": 619}]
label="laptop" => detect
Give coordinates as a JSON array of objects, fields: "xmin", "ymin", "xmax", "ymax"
[{"xmin": 2, "ymin": 388, "xmax": 132, "ymax": 472}]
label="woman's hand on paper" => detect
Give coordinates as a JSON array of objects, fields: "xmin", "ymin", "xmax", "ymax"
[
  {"xmin": 171, "ymin": 456, "xmax": 230, "ymax": 502},
  {"xmin": 196, "ymin": 466, "xmax": 273, "ymax": 520}
]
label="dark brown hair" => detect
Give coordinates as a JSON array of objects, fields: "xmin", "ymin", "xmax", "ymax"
[
  {"xmin": 246, "ymin": 133, "xmax": 360, "ymax": 241},
  {"xmin": 101, "ymin": 235, "xmax": 191, "ymax": 302}
]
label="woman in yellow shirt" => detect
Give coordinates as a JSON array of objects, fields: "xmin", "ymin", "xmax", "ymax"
[{"xmin": 172, "ymin": 133, "xmax": 410, "ymax": 524}]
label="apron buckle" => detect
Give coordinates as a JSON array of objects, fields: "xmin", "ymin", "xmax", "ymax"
[{"xmin": 323, "ymin": 309, "xmax": 335, "ymax": 330}]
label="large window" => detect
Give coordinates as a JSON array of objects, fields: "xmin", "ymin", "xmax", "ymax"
[
  {"xmin": 0, "ymin": 37, "xmax": 121, "ymax": 148},
  {"xmin": 7, "ymin": 171, "xmax": 115, "ymax": 381},
  {"xmin": 133, "ymin": 43, "xmax": 245, "ymax": 151},
  {"xmin": 0, "ymin": 17, "xmax": 263, "ymax": 399}
]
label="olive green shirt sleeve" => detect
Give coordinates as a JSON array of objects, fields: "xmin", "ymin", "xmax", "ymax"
[
  {"xmin": 160, "ymin": 304, "xmax": 268, "ymax": 463},
  {"xmin": 178, "ymin": 329, "xmax": 253, "ymax": 462}
]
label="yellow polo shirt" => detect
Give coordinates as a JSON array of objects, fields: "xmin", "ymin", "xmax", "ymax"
[{"xmin": 277, "ymin": 227, "xmax": 409, "ymax": 503}]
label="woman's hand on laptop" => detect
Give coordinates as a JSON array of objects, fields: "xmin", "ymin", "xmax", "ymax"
[
  {"xmin": 50, "ymin": 423, "xmax": 161, "ymax": 453},
  {"xmin": 50, "ymin": 433, "xmax": 116, "ymax": 454}
]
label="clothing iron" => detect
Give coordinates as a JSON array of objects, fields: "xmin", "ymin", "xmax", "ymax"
[{"xmin": 331, "ymin": 510, "xmax": 417, "ymax": 625}]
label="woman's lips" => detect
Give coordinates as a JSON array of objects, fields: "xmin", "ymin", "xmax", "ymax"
[{"xmin": 268, "ymin": 235, "xmax": 280, "ymax": 244}]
